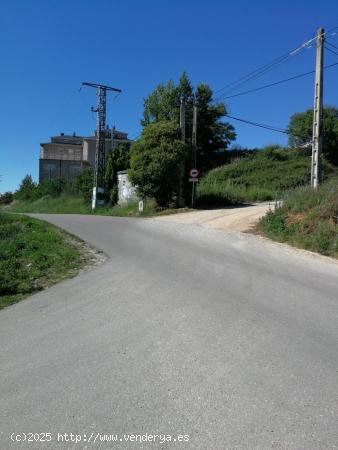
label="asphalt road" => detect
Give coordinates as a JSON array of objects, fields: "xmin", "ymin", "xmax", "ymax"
[{"xmin": 1, "ymin": 214, "xmax": 338, "ymax": 450}]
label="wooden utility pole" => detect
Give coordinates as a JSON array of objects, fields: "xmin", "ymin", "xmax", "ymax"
[{"xmin": 311, "ymin": 28, "xmax": 324, "ymax": 189}]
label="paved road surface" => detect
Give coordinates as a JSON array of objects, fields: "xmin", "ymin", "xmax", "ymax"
[
  {"xmin": 154, "ymin": 203, "xmax": 271, "ymax": 232},
  {"xmin": 1, "ymin": 214, "xmax": 337, "ymax": 450}
]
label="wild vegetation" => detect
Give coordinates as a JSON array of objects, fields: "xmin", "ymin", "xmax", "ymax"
[
  {"xmin": 129, "ymin": 120, "xmax": 187, "ymax": 206},
  {"xmin": 130, "ymin": 72, "xmax": 236, "ymax": 206},
  {"xmin": 0, "ymin": 213, "xmax": 85, "ymax": 309},
  {"xmin": 196, "ymin": 146, "xmax": 335, "ymax": 206},
  {"xmin": 0, "ymin": 191, "xmax": 13, "ymax": 205},
  {"xmin": 8, "ymin": 196, "xmax": 182, "ymax": 217},
  {"xmin": 288, "ymin": 106, "xmax": 338, "ymax": 165},
  {"xmin": 258, "ymin": 178, "xmax": 338, "ymax": 258},
  {"xmin": 105, "ymin": 142, "xmax": 131, "ymax": 204},
  {"xmin": 13, "ymin": 172, "xmax": 93, "ymax": 203}
]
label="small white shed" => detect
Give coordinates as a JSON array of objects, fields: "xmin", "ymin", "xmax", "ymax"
[{"xmin": 117, "ymin": 170, "xmax": 137, "ymax": 204}]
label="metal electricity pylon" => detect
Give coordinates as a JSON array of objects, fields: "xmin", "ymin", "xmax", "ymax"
[{"xmin": 82, "ymin": 82, "xmax": 121, "ymax": 209}]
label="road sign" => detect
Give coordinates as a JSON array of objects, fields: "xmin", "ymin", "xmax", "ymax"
[
  {"xmin": 189, "ymin": 168, "xmax": 199, "ymax": 178},
  {"xmin": 189, "ymin": 178, "xmax": 199, "ymax": 182}
]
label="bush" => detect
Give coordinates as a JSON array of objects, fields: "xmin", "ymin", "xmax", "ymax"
[
  {"xmin": 0, "ymin": 191, "xmax": 14, "ymax": 205},
  {"xmin": 259, "ymin": 178, "xmax": 338, "ymax": 257},
  {"xmin": 75, "ymin": 169, "xmax": 93, "ymax": 202}
]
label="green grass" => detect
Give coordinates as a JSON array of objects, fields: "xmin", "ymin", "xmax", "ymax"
[
  {"xmin": 8, "ymin": 195, "xmax": 92, "ymax": 214},
  {"xmin": 197, "ymin": 147, "xmax": 335, "ymax": 206},
  {"xmin": 6, "ymin": 196, "xmax": 182, "ymax": 217},
  {"xmin": 258, "ymin": 178, "xmax": 338, "ymax": 258},
  {"xmin": 0, "ymin": 213, "xmax": 86, "ymax": 309}
]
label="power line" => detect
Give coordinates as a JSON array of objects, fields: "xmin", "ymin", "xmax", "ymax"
[
  {"xmin": 225, "ymin": 114, "xmax": 287, "ymax": 133},
  {"xmin": 215, "ymin": 61, "xmax": 338, "ymax": 101},
  {"xmin": 224, "ymin": 114, "xmax": 307, "ymax": 140},
  {"xmin": 213, "ymin": 34, "xmax": 318, "ymax": 98},
  {"xmin": 326, "ymin": 40, "xmax": 338, "ymax": 50},
  {"xmin": 325, "ymin": 46, "xmax": 338, "ymax": 57},
  {"xmin": 214, "ymin": 54, "xmax": 294, "ymax": 97},
  {"xmin": 214, "ymin": 28, "xmax": 338, "ymax": 99},
  {"xmin": 220, "ymin": 70, "xmax": 315, "ymax": 100}
]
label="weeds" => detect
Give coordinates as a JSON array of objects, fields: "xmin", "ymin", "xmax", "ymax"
[
  {"xmin": 258, "ymin": 178, "xmax": 338, "ymax": 258},
  {"xmin": 196, "ymin": 148, "xmax": 335, "ymax": 206},
  {"xmin": 5, "ymin": 196, "xmax": 181, "ymax": 218},
  {"xmin": 0, "ymin": 213, "xmax": 84, "ymax": 309}
]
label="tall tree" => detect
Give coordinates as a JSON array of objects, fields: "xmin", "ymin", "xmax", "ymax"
[
  {"xmin": 14, "ymin": 175, "xmax": 37, "ymax": 201},
  {"xmin": 194, "ymin": 84, "xmax": 236, "ymax": 171},
  {"xmin": 129, "ymin": 121, "xmax": 187, "ymax": 207},
  {"xmin": 288, "ymin": 106, "xmax": 338, "ymax": 165},
  {"xmin": 140, "ymin": 72, "xmax": 236, "ymax": 172},
  {"xmin": 141, "ymin": 79, "xmax": 177, "ymax": 126}
]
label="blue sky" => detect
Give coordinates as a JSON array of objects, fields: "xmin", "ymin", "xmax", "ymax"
[{"xmin": 1, "ymin": 0, "xmax": 338, "ymax": 193}]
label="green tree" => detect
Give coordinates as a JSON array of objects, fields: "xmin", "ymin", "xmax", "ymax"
[
  {"xmin": 141, "ymin": 72, "xmax": 236, "ymax": 172},
  {"xmin": 75, "ymin": 169, "xmax": 93, "ymax": 203},
  {"xmin": 105, "ymin": 143, "xmax": 131, "ymax": 205},
  {"xmin": 194, "ymin": 84, "xmax": 236, "ymax": 170},
  {"xmin": 0, "ymin": 191, "xmax": 14, "ymax": 205},
  {"xmin": 288, "ymin": 106, "xmax": 338, "ymax": 165},
  {"xmin": 14, "ymin": 175, "xmax": 38, "ymax": 201},
  {"xmin": 141, "ymin": 79, "xmax": 177, "ymax": 126},
  {"xmin": 129, "ymin": 121, "xmax": 187, "ymax": 207}
]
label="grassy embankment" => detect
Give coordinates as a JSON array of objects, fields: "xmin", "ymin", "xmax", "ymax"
[
  {"xmin": 197, "ymin": 147, "xmax": 334, "ymax": 206},
  {"xmin": 7, "ymin": 198, "xmax": 182, "ymax": 217},
  {"xmin": 258, "ymin": 178, "xmax": 338, "ymax": 258},
  {"xmin": 0, "ymin": 213, "xmax": 91, "ymax": 309}
]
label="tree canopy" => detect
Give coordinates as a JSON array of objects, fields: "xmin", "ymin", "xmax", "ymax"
[
  {"xmin": 141, "ymin": 72, "xmax": 236, "ymax": 172},
  {"xmin": 288, "ymin": 106, "xmax": 338, "ymax": 165},
  {"xmin": 129, "ymin": 120, "xmax": 187, "ymax": 206},
  {"xmin": 14, "ymin": 175, "xmax": 37, "ymax": 201}
]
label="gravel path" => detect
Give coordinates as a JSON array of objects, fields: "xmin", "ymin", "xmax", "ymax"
[{"xmin": 154, "ymin": 203, "xmax": 272, "ymax": 232}]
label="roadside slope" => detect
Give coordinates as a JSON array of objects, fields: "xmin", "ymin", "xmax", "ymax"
[
  {"xmin": 259, "ymin": 178, "xmax": 338, "ymax": 258},
  {"xmin": 0, "ymin": 213, "xmax": 101, "ymax": 309}
]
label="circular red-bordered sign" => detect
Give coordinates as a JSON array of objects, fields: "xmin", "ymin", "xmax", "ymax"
[{"xmin": 189, "ymin": 168, "xmax": 199, "ymax": 178}]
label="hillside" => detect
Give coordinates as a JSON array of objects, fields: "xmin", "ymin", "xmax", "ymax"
[
  {"xmin": 197, "ymin": 147, "xmax": 334, "ymax": 205},
  {"xmin": 258, "ymin": 178, "xmax": 338, "ymax": 258}
]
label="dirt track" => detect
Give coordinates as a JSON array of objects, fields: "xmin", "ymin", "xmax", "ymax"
[{"xmin": 154, "ymin": 202, "xmax": 272, "ymax": 232}]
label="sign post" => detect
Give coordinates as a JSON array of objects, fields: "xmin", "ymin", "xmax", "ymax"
[{"xmin": 189, "ymin": 169, "xmax": 200, "ymax": 208}]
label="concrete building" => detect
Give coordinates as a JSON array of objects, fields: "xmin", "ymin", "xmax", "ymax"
[{"xmin": 39, "ymin": 129, "xmax": 131, "ymax": 183}]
